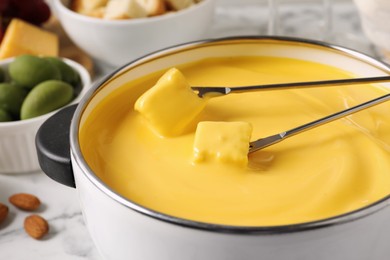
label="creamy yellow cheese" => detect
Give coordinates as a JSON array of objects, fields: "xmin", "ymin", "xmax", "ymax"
[
  {"xmin": 135, "ymin": 68, "xmax": 207, "ymax": 136},
  {"xmin": 80, "ymin": 56, "xmax": 390, "ymax": 226},
  {"xmin": 193, "ymin": 121, "xmax": 253, "ymax": 167},
  {"xmin": 0, "ymin": 19, "xmax": 59, "ymax": 59}
]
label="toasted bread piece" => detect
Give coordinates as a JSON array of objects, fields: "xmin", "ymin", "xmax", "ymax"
[
  {"xmin": 71, "ymin": 0, "xmax": 82, "ymax": 12},
  {"xmin": 104, "ymin": 0, "xmax": 147, "ymax": 19},
  {"xmin": 71, "ymin": 0, "xmax": 108, "ymax": 14},
  {"xmin": 165, "ymin": 0, "xmax": 195, "ymax": 10},
  {"xmin": 137, "ymin": 0, "xmax": 166, "ymax": 16},
  {"xmin": 84, "ymin": 6, "xmax": 106, "ymax": 18}
]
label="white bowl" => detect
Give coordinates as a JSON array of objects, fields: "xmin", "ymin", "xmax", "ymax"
[
  {"xmin": 52, "ymin": 0, "xmax": 216, "ymax": 68},
  {"xmin": 0, "ymin": 57, "xmax": 91, "ymax": 174}
]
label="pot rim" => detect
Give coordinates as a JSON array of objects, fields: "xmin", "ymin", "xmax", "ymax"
[{"xmin": 70, "ymin": 36, "xmax": 390, "ymax": 234}]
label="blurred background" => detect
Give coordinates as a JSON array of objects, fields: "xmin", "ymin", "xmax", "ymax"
[{"xmin": 212, "ymin": 0, "xmax": 385, "ymax": 63}]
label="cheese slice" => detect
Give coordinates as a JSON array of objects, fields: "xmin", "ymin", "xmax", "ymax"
[
  {"xmin": 193, "ymin": 121, "xmax": 253, "ymax": 167},
  {"xmin": 0, "ymin": 19, "xmax": 59, "ymax": 59},
  {"xmin": 135, "ymin": 68, "xmax": 207, "ymax": 137}
]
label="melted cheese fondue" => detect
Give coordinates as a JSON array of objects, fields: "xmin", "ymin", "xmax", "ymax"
[{"xmin": 80, "ymin": 57, "xmax": 390, "ymax": 226}]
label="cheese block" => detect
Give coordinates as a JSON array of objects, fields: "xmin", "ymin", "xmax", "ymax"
[
  {"xmin": 0, "ymin": 19, "xmax": 59, "ymax": 59},
  {"xmin": 134, "ymin": 68, "xmax": 207, "ymax": 137},
  {"xmin": 193, "ymin": 121, "xmax": 253, "ymax": 167}
]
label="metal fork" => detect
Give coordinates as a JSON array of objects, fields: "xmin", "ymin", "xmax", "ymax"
[
  {"xmin": 248, "ymin": 92, "xmax": 390, "ymax": 153},
  {"xmin": 192, "ymin": 76, "xmax": 390, "ymax": 98}
]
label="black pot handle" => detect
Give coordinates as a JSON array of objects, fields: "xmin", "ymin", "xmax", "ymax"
[{"xmin": 35, "ymin": 104, "xmax": 77, "ymax": 188}]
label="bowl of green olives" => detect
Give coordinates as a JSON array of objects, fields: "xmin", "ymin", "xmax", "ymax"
[{"xmin": 0, "ymin": 55, "xmax": 91, "ymax": 174}]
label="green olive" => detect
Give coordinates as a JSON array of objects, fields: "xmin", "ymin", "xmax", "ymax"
[
  {"xmin": 20, "ymin": 80, "xmax": 74, "ymax": 120},
  {"xmin": 0, "ymin": 83, "xmax": 27, "ymax": 117},
  {"xmin": 44, "ymin": 57, "xmax": 80, "ymax": 87},
  {"xmin": 9, "ymin": 55, "xmax": 61, "ymax": 89},
  {"xmin": 0, "ymin": 108, "xmax": 12, "ymax": 122}
]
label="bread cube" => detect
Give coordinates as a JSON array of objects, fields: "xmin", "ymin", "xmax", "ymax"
[
  {"xmin": 137, "ymin": 0, "xmax": 166, "ymax": 16},
  {"xmin": 135, "ymin": 68, "xmax": 207, "ymax": 137},
  {"xmin": 104, "ymin": 0, "xmax": 147, "ymax": 19},
  {"xmin": 166, "ymin": 0, "xmax": 195, "ymax": 10},
  {"xmin": 193, "ymin": 121, "xmax": 253, "ymax": 167},
  {"xmin": 71, "ymin": 0, "xmax": 108, "ymax": 14}
]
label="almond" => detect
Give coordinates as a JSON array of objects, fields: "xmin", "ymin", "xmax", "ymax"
[
  {"xmin": 0, "ymin": 203, "xmax": 8, "ymax": 225},
  {"xmin": 24, "ymin": 215, "xmax": 49, "ymax": 239},
  {"xmin": 9, "ymin": 193, "xmax": 41, "ymax": 211}
]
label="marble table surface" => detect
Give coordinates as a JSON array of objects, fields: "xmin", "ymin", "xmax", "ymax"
[{"xmin": 0, "ymin": 1, "xmax": 383, "ymax": 259}]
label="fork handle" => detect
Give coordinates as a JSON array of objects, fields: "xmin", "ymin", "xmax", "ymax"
[
  {"xmin": 193, "ymin": 76, "xmax": 390, "ymax": 97},
  {"xmin": 249, "ymin": 92, "xmax": 390, "ymax": 153}
]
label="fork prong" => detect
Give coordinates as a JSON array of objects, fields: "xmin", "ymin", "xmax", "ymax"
[
  {"xmin": 191, "ymin": 87, "xmax": 230, "ymax": 98},
  {"xmin": 249, "ymin": 133, "xmax": 285, "ymax": 153}
]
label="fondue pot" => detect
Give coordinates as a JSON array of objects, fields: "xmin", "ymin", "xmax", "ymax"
[{"xmin": 36, "ymin": 37, "xmax": 390, "ymax": 260}]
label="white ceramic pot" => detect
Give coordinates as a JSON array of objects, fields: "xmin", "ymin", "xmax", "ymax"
[{"xmin": 36, "ymin": 37, "xmax": 390, "ymax": 260}]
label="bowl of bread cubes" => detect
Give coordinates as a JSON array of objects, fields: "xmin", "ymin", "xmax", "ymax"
[{"xmin": 52, "ymin": 0, "xmax": 216, "ymax": 67}]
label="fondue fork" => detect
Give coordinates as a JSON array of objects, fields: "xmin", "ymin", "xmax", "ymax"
[
  {"xmin": 192, "ymin": 76, "xmax": 390, "ymax": 98},
  {"xmin": 248, "ymin": 92, "xmax": 390, "ymax": 153}
]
